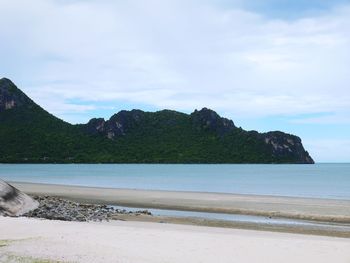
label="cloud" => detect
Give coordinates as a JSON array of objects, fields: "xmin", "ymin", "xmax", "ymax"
[
  {"xmin": 290, "ymin": 113, "xmax": 350, "ymax": 124},
  {"xmin": 0, "ymin": 0, "xmax": 349, "ymax": 124}
]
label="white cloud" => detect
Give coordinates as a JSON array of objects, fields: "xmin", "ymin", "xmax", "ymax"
[
  {"xmin": 290, "ymin": 113, "xmax": 350, "ymax": 124},
  {"xmin": 0, "ymin": 0, "xmax": 349, "ymax": 122}
]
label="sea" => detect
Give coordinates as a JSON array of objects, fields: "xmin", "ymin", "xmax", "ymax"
[{"xmin": 0, "ymin": 163, "xmax": 349, "ymax": 200}]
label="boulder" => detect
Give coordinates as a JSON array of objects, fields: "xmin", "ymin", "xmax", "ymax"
[{"xmin": 0, "ymin": 179, "xmax": 39, "ymax": 216}]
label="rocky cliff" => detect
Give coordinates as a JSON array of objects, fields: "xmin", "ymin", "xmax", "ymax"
[
  {"xmin": 83, "ymin": 107, "xmax": 313, "ymax": 164},
  {"xmin": 0, "ymin": 78, "xmax": 34, "ymax": 111}
]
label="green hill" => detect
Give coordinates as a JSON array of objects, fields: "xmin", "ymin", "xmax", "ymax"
[{"xmin": 0, "ymin": 78, "xmax": 314, "ymax": 163}]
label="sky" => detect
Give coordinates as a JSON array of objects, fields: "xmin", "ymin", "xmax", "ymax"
[{"xmin": 0, "ymin": 0, "xmax": 350, "ymax": 162}]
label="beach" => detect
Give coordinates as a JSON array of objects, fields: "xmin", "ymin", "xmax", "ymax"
[
  {"xmin": 1, "ymin": 216, "xmax": 350, "ymax": 263},
  {"xmin": 3, "ymin": 181, "xmax": 349, "ymax": 238},
  {"xmin": 11, "ymin": 181, "xmax": 350, "ymax": 223},
  {"xmin": 1, "ymin": 181, "xmax": 350, "ymax": 262}
]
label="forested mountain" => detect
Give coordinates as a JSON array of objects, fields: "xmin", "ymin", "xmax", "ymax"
[{"xmin": 0, "ymin": 78, "xmax": 314, "ymax": 163}]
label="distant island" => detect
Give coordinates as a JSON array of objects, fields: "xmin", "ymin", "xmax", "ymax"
[{"xmin": 0, "ymin": 78, "xmax": 314, "ymax": 164}]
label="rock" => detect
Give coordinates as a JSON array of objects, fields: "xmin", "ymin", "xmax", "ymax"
[
  {"xmin": 0, "ymin": 78, "xmax": 35, "ymax": 112},
  {"xmin": 190, "ymin": 107, "xmax": 236, "ymax": 136},
  {"xmin": 23, "ymin": 195, "xmax": 152, "ymax": 222},
  {"xmin": 0, "ymin": 179, "xmax": 39, "ymax": 216},
  {"xmin": 135, "ymin": 210, "xmax": 152, "ymax": 216},
  {"xmin": 261, "ymin": 131, "xmax": 314, "ymax": 164},
  {"xmin": 84, "ymin": 109, "xmax": 145, "ymax": 139}
]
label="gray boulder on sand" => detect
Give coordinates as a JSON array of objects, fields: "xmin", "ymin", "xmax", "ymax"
[{"xmin": 0, "ymin": 179, "xmax": 39, "ymax": 216}]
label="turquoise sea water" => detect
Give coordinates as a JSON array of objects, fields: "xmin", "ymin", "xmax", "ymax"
[{"xmin": 0, "ymin": 163, "xmax": 349, "ymax": 200}]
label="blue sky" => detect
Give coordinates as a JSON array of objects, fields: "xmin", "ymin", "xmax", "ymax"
[
  {"xmin": 1, "ymin": 0, "xmax": 350, "ymax": 162},
  {"xmin": 222, "ymin": 0, "xmax": 350, "ymax": 18}
]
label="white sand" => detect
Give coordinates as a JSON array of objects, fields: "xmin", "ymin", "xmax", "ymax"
[{"xmin": 1, "ymin": 217, "xmax": 349, "ymax": 263}]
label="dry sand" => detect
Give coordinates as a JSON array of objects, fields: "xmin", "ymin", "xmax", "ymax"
[
  {"xmin": 11, "ymin": 181, "xmax": 350, "ymax": 223},
  {"xmin": 1, "ymin": 216, "xmax": 350, "ymax": 263}
]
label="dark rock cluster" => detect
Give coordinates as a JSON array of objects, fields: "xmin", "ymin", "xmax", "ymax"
[
  {"xmin": 85, "ymin": 107, "xmax": 237, "ymax": 140},
  {"xmin": 84, "ymin": 109, "xmax": 145, "ymax": 139},
  {"xmin": 190, "ymin": 107, "xmax": 236, "ymax": 136},
  {"xmin": 24, "ymin": 196, "xmax": 151, "ymax": 222}
]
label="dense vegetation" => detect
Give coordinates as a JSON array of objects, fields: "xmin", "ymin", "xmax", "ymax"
[{"xmin": 0, "ymin": 78, "xmax": 314, "ymax": 163}]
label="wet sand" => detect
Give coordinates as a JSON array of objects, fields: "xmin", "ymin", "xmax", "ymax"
[{"xmin": 110, "ymin": 213, "xmax": 350, "ymax": 238}]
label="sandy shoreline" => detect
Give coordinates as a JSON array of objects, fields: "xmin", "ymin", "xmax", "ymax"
[
  {"xmin": 110, "ymin": 213, "xmax": 350, "ymax": 238},
  {"xmin": 11, "ymin": 181, "xmax": 350, "ymax": 224},
  {"xmin": 2, "ymin": 182, "xmax": 350, "ymax": 262},
  {"xmin": 1, "ymin": 216, "xmax": 350, "ymax": 263}
]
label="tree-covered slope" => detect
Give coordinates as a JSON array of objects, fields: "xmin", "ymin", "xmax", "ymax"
[
  {"xmin": 0, "ymin": 78, "xmax": 314, "ymax": 163},
  {"xmin": 0, "ymin": 78, "xmax": 116, "ymax": 162}
]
